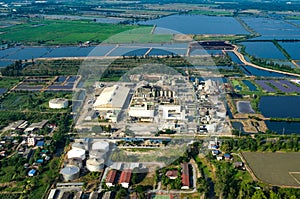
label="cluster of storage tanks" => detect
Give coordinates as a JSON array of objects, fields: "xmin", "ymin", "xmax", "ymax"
[{"xmin": 60, "ymin": 139, "xmax": 110, "ymax": 181}]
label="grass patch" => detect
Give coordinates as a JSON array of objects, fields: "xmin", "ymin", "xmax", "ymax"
[
  {"xmin": 104, "ymin": 27, "xmax": 173, "ymax": 44},
  {"xmin": 189, "ymin": 10, "xmax": 233, "ymax": 16},
  {"xmin": 0, "ymin": 92, "xmax": 71, "ymax": 111},
  {"xmin": 0, "ymin": 77, "xmax": 21, "ymax": 89},
  {"xmin": 194, "ymin": 34, "xmax": 247, "ymax": 42},
  {"xmin": 231, "ymin": 79, "xmax": 244, "ymax": 91}
]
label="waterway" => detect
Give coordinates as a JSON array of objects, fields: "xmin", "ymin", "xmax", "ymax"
[
  {"xmin": 242, "ymin": 80, "xmax": 257, "ymax": 91},
  {"xmin": 226, "ymin": 51, "xmax": 291, "ymax": 77}
]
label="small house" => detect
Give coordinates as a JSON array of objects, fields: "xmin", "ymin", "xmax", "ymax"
[
  {"xmin": 234, "ymin": 162, "xmax": 245, "ymax": 170},
  {"xmin": 224, "ymin": 153, "xmax": 231, "ymax": 161},
  {"xmin": 166, "ymin": 170, "xmax": 178, "ymax": 180},
  {"xmin": 212, "ymin": 150, "xmax": 219, "ymax": 156},
  {"xmin": 216, "ymin": 156, "xmax": 223, "ymax": 161}
]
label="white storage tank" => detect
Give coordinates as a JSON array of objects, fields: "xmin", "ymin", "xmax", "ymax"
[
  {"xmin": 60, "ymin": 165, "xmax": 80, "ymax": 181},
  {"xmin": 91, "ymin": 141, "xmax": 109, "ymax": 152},
  {"xmin": 49, "ymin": 98, "xmax": 68, "ymax": 109},
  {"xmin": 65, "ymin": 157, "xmax": 83, "ymax": 168},
  {"xmin": 86, "ymin": 158, "xmax": 105, "ymax": 172},
  {"xmin": 67, "ymin": 148, "xmax": 86, "ymax": 160},
  {"xmin": 72, "ymin": 142, "xmax": 87, "ymax": 150},
  {"xmin": 89, "ymin": 149, "xmax": 106, "ymax": 159}
]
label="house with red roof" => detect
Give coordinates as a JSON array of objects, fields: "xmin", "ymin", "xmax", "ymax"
[
  {"xmin": 106, "ymin": 169, "xmax": 117, "ymax": 188},
  {"xmin": 181, "ymin": 163, "xmax": 190, "ymax": 189},
  {"xmin": 119, "ymin": 169, "xmax": 132, "ymax": 188},
  {"xmin": 166, "ymin": 170, "xmax": 178, "ymax": 180}
]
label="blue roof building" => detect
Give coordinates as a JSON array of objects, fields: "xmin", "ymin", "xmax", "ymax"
[
  {"xmin": 36, "ymin": 140, "xmax": 44, "ymax": 147},
  {"xmin": 224, "ymin": 153, "xmax": 231, "ymax": 160},
  {"xmin": 28, "ymin": 169, "xmax": 37, "ymax": 177},
  {"xmin": 36, "ymin": 159, "xmax": 44, "ymax": 164}
]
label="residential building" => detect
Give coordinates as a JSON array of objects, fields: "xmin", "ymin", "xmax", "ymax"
[
  {"xmin": 27, "ymin": 137, "xmax": 36, "ymax": 146},
  {"xmin": 166, "ymin": 170, "xmax": 178, "ymax": 180},
  {"xmin": 181, "ymin": 163, "xmax": 190, "ymax": 189}
]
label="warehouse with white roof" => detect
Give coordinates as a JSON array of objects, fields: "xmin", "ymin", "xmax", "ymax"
[{"xmin": 93, "ymin": 85, "xmax": 130, "ymax": 111}]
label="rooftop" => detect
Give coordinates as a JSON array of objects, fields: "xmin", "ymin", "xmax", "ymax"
[
  {"xmin": 49, "ymin": 98, "xmax": 68, "ymax": 104},
  {"xmin": 119, "ymin": 169, "xmax": 132, "ymax": 184},
  {"xmin": 24, "ymin": 120, "xmax": 48, "ymax": 132},
  {"xmin": 166, "ymin": 170, "xmax": 178, "ymax": 178},
  {"xmin": 106, "ymin": 169, "xmax": 117, "ymax": 183},
  {"xmin": 93, "ymin": 85, "xmax": 130, "ymax": 110},
  {"xmin": 181, "ymin": 163, "xmax": 190, "ymax": 187}
]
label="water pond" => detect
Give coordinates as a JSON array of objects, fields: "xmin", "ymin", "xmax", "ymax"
[
  {"xmin": 139, "ymin": 15, "xmax": 249, "ymax": 34},
  {"xmin": 259, "ymin": 96, "xmax": 300, "ymax": 118}
]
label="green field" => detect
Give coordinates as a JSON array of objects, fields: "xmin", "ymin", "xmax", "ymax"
[
  {"xmin": 1, "ymin": 20, "xmax": 172, "ymax": 45},
  {"xmin": 0, "ymin": 20, "xmax": 136, "ymax": 45},
  {"xmin": 242, "ymin": 152, "xmax": 300, "ymax": 187}
]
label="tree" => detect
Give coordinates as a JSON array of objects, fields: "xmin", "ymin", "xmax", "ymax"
[
  {"xmin": 251, "ymin": 189, "xmax": 267, "ymax": 199},
  {"xmin": 269, "ymin": 190, "xmax": 280, "ymax": 199},
  {"xmin": 115, "ymin": 188, "xmax": 127, "ymax": 199},
  {"xmin": 221, "ymin": 142, "xmax": 232, "ymax": 153}
]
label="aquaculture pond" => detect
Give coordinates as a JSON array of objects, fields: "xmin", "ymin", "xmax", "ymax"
[
  {"xmin": 139, "ymin": 15, "xmax": 249, "ymax": 34},
  {"xmin": 265, "ymin": 121, "xmax": 300, "ymax": 134},
  {"xmin": 237, "ymin": 101, "xmax": 254, "ymax": 114},
  {"xmin": 278, "ymin": 42, "xmax": 300, "ymax": 60},
  {"xmin": 241, "ymin": 42, "xmax": 286, "ymax": 59},
  {"xmin": 242, "ymin": 17, "xmax": 300, "ymax": 40},
  {"xmin": 259, "ymin": 96, "xmax": 300, "ymax": 118},
  {"xmin": 242, "ymin": 80, "xmax": 257, "ymax": 91}
]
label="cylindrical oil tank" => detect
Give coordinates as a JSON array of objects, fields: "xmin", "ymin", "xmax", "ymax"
[
  {"xmin": 67, "ymin": 148, "xmax": 86, "ymax": 160},
  {"xmin": 72, "ymin": 142, "xmax": 86, "ymax": 150},
  {"xmin": 91, "ymin": 141, "xmax": 109, "ymax": 152},
  {"xmin": 65, "ymin": 157, "xmax": 83, "ymax": 168},
  {"xmin": 86, "ymin": 158, "xmax": 105, "ymax": 172},
  {"xmin": 89, "ymin": 149, "xmax": 106, "ymax": 159},
  {"xmin": 60, "ymin": 165, "xmax": 80, "ymax": 181}
]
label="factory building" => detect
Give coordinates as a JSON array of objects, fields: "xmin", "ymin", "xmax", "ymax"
[
  {"xmin": 159, "ymin": 105, "xmax": 185, "ymax": 121},
  {"xmin": 133, "ymin": 85, "xmax": 175, "ymax": 99},
  {"xmin": 93, "ymin": 85, "xmax": 130, "ymax": 111},
  {"xmin": 93, "ymin": 85, "xmax": 130, "ymax": 122},
  {"xmin": 128, "ymin": 102, "xmax": 155, "ymax": 122},
  {"xmin": 128, "ymin": 84, "xmax": 177, "ymax": 122}
]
